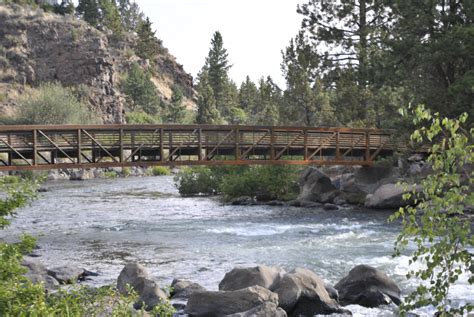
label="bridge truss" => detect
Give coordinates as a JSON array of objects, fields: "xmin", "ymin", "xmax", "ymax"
[{"xmin": 0, "ymin": 125, "xmax": 397, "ymax": 171}]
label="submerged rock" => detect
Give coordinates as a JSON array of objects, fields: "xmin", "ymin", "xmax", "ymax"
[
  {"xmin": 335, "ymin": 264, "xmax": 401, "ymax": 307},
  {"xmin": 219, "ymin": 265, "xmax": 285, "ymax": 291},
  {"xmin": 185, "ymin": 285, "xmax": 279, "ymax": 316},
  {"xmin": 230, "ymin": 196, "xmax": 254, "ymax": 205}
]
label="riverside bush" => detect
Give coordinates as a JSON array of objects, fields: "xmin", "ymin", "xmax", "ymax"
[
  {"xmin": 174, "ymin": 165, "xmax": 300, "ymax": 200},
  {"xmin": 150, "ymin": 166, "xmax": 170, "ymax": 176}
]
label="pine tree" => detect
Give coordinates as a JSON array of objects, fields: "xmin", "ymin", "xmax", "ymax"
[
  {"xmin": 165, "ymin": 85, "xmax": 186, "ymax": 123},
  {"xmin": 204, "ymin": 31, "xmax": 232, "ymax": 119},
  {"xmin": 386, "ymin": 0, "xmax": 474, "ymax": 122},
  {"xmin": 117, "ymin": 0, "xmax": 144, "ymax": 32},
  {"xmin": 136, "ymin": 17, "xmax": 158, "ymax": 61},
  {"xmin": 76, "ymin": 0, "xmax": 100, "ymax": 27},
  {"xmin": 123, "ymin": 63, "xmax": 161, "ymax": 115},
  {"xmin": 281, "ymin": 31, "xmax": 320, "ymax": 126},
  {"xmin": 238, "ymin": 76, "xmax": 259, "ymax": 117},
  {"xmin": 255, "ymin": 77, "xmax": 280, "ymax": 125},
  {"xmin": 99, "ymin": 0, "xmax": 122, "ymax": 36},
  {"xmin": 196, "ymin": 69, "xmax": 220, "ymax": 124}
]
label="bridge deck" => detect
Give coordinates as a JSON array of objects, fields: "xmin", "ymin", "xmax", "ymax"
[{"xmin": 0, "ymin": 124, "xmax": 397, "ymax": 171}]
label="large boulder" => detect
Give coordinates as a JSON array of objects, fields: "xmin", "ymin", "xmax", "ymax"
[
  {"xmin": 117, "ymin": 263, "xmax": 149, "ymax": 295},
  {"xmin": 274, "ymin": 268, "xmax": 348, "ymax": 316},
  {"xmin": 335, "ymin": 264, "xmax": 401, "ymax": 307},
  {"xmin": 364, "ymin": 183, "xmax": 420, "ymax": 209},
  {"xmin": 133, "ymin": 279, "xmax": 168, "ymax": 311},
  {"xmin": 298, "ymin": 167, "xmax": 339, "ymax": 203},
  {"xmin": 185, "ymin": 285, "xmax": 278, "ymax": 316},
  {"xmin": 225, "ymin": 302, "xmax": 287, "ymax": 317},
  {"xmin": 219, "ymin": 265, "xmax": 285, "ymax": 291},
  {"xmin": 170, "ymin": 279, "xmax": 206, "ymax": 299}
]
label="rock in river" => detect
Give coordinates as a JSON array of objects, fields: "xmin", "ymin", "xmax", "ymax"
[
  {"xmin": 117, "ymin": 263, "xmax": 149, "ymax": 295},
  {"xmin": 364, "ymin": 183, "xmax": 420, "ymax": 209},
  {"xmin": 170, "ymin": 279, "xmax": 206, "ymax": 300},
  {"xmin": 335, "ymin": 264, "xmax": 401, "ymax": 307},
  {"xmin": 274, "ymin": 268, "xmax": 349, "ymax": 316},
  {"xmin": 219, "ymin": 265, "xmax": 285, "ymax": 291},
  {"xmin": 297, "ymin": 167, "xmax": 339, "ymax": 203},
  {"xmin": 185, "ymin": 285, "xmax": 279, "ymax": 316}
]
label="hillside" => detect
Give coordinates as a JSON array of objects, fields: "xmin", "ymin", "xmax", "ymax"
[{"xmin": 0, "ymin": 3, "xmax": 195, "ymax": 123}]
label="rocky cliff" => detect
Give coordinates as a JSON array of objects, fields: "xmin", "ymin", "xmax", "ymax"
[{"xmin": 0, "ymin": 3, "xmax": 195, "ymax": 123}]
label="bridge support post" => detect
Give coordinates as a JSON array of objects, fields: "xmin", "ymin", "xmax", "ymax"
[
  {"xmin": 270, "ymin": 128, "xmax": 275, "ymax": 160},
  {"xmin": 365, "ymin": 131, "xmax": 371, "ymax": 162},
  {"xmin": 119, "ymin": 128, "xmax": 124, "ymax": 163},
  {"xmin": 77, "ymin": 129, "xmax": 82, "ymax": 164},
  {"xmin": 235, "ymin": 128, "xmax": 240, "ymax": 160},
  {"xmin": 335, "ymin": 131, "xmax": 340, "ymax": 161},
  {"xmin": 160, "ymin": 128, "xmax": 164, "ymax": 161},
  {"xmin": 198, "ymin": 128, "xmax": 203, "ymax": 161},
  {"xmin": 32, "ymin": 129, "xmax": 37, "ymax": 166},
  {"xmin": 304, "ymin": 129, "xmax": 308, "ymax": 161}
]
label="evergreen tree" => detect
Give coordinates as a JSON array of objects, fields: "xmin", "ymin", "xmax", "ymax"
[
  {"xmin": 99, "ymin": 0, "xmax": 122, "ymax": 36},
  {"xmin": 123, "ymin": 63, "xmax": 161, "ymax": 115},
  {"xmin": 136, "ymin": 17, "xmax": 158, "ymax": 61},
  {"xmin": 386, "ymin": 0, "xmax": 474, "ymax": 122},
  {"xmin": 204, "ymin": 31, "xmax": 232, "ymax": 119},
  {"xmin": 225, "ymin": 81, "xmax": 246, "ymax": 124},
  {"xmin": 255, "ymin": 77, "xmax": 280, "ymax": 125},
  {"xmin": 117, "ymin": 0, "xmax": 144, "ymax": 32},
  {"xmin": 76, "ymin": 0, "xmax": 100, "ymax": 27},
  {"xmin": 165, "ymin": 85, "xmax": 186, "ymax": 123},
  {"xmin": 281, "ymin": 31, "xmax": 320, "ymax": 126},
  {"xmin": 297, "ymin": 0, "xmax": 392, "ymax": 125},
  {"xmin": 196, "ymin": 69, "xmax": 220, "ymax": 124},
  {"xmin": 238, "ymin": 76, "xmax": 259, "ymax": 118},
  {"xmin": 55, "ymin": 1, "xmax": 75, "ymax": 15}
]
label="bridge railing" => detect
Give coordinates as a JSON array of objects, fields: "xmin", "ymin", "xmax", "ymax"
[{"xmin": 0, "ymin": 124, "xmax": 397, "ymax": 171}]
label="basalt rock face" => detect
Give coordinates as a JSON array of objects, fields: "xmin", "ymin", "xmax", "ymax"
[{"xmin": 0, "ymin": 4, "xmax": 195, "ymax": 123}]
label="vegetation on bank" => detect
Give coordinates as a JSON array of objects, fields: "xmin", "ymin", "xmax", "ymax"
[
  {"xmin": 2, "ymin": 83, "xmax": 100, "ymax": 125},
  {"xmin": 174, "ymin": 165, "xmax": 300, "ymax": 201},
  {"xmin": 0, "ymin": 174, "xmax": 175, "ymax": 316},
  {"xmin": 391, "ymin": 106, "xmax": 473, "ymax": 315}
]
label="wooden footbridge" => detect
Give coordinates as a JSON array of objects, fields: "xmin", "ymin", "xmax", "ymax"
[{"xmin": 0, "ymin": 124, "xmax": 399, "ymax": 171}]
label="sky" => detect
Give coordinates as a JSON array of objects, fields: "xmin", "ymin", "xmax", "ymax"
[{"xmin": 135, "ymin": 0, "xmax": 305, "ymax": 87}]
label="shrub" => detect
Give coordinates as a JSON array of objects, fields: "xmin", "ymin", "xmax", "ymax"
[
  {"xmin": 103, "ymin": 171, "xmax": 118, "ymax": 178},
  {"xmin": 125, "ymin": 110, "xmax": 160, "ymax": 124},
  {"xmin": 220, "ymin": 165, "xmax": 300, "ymax": 201},
  {"xmin": 150, "ymin": 166, "xmax": 170, "ymax": 176},
  {"xmin": 173, "ymin": 165, "xmax": 299, "ymax": 200},
  {"xmin": 174, "ymin": 166, "xmax": 221, "ymax": 196},
  {"xmin": 14, "ymin": 82, "xmax": 99, "ymax": 125},
  {"xmin": 121, "ymin": 167, "xmax": 132, "ymax": 177}
]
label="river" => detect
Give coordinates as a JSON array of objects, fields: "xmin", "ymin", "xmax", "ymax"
[{"xmin": 1, "ymin": 176, "xmax": 472, "ymax": 316}]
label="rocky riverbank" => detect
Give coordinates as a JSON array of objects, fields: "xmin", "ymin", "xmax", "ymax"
[{"xmin": 22, "ymin": 257, "xmax": 403, "ymax": 316}]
